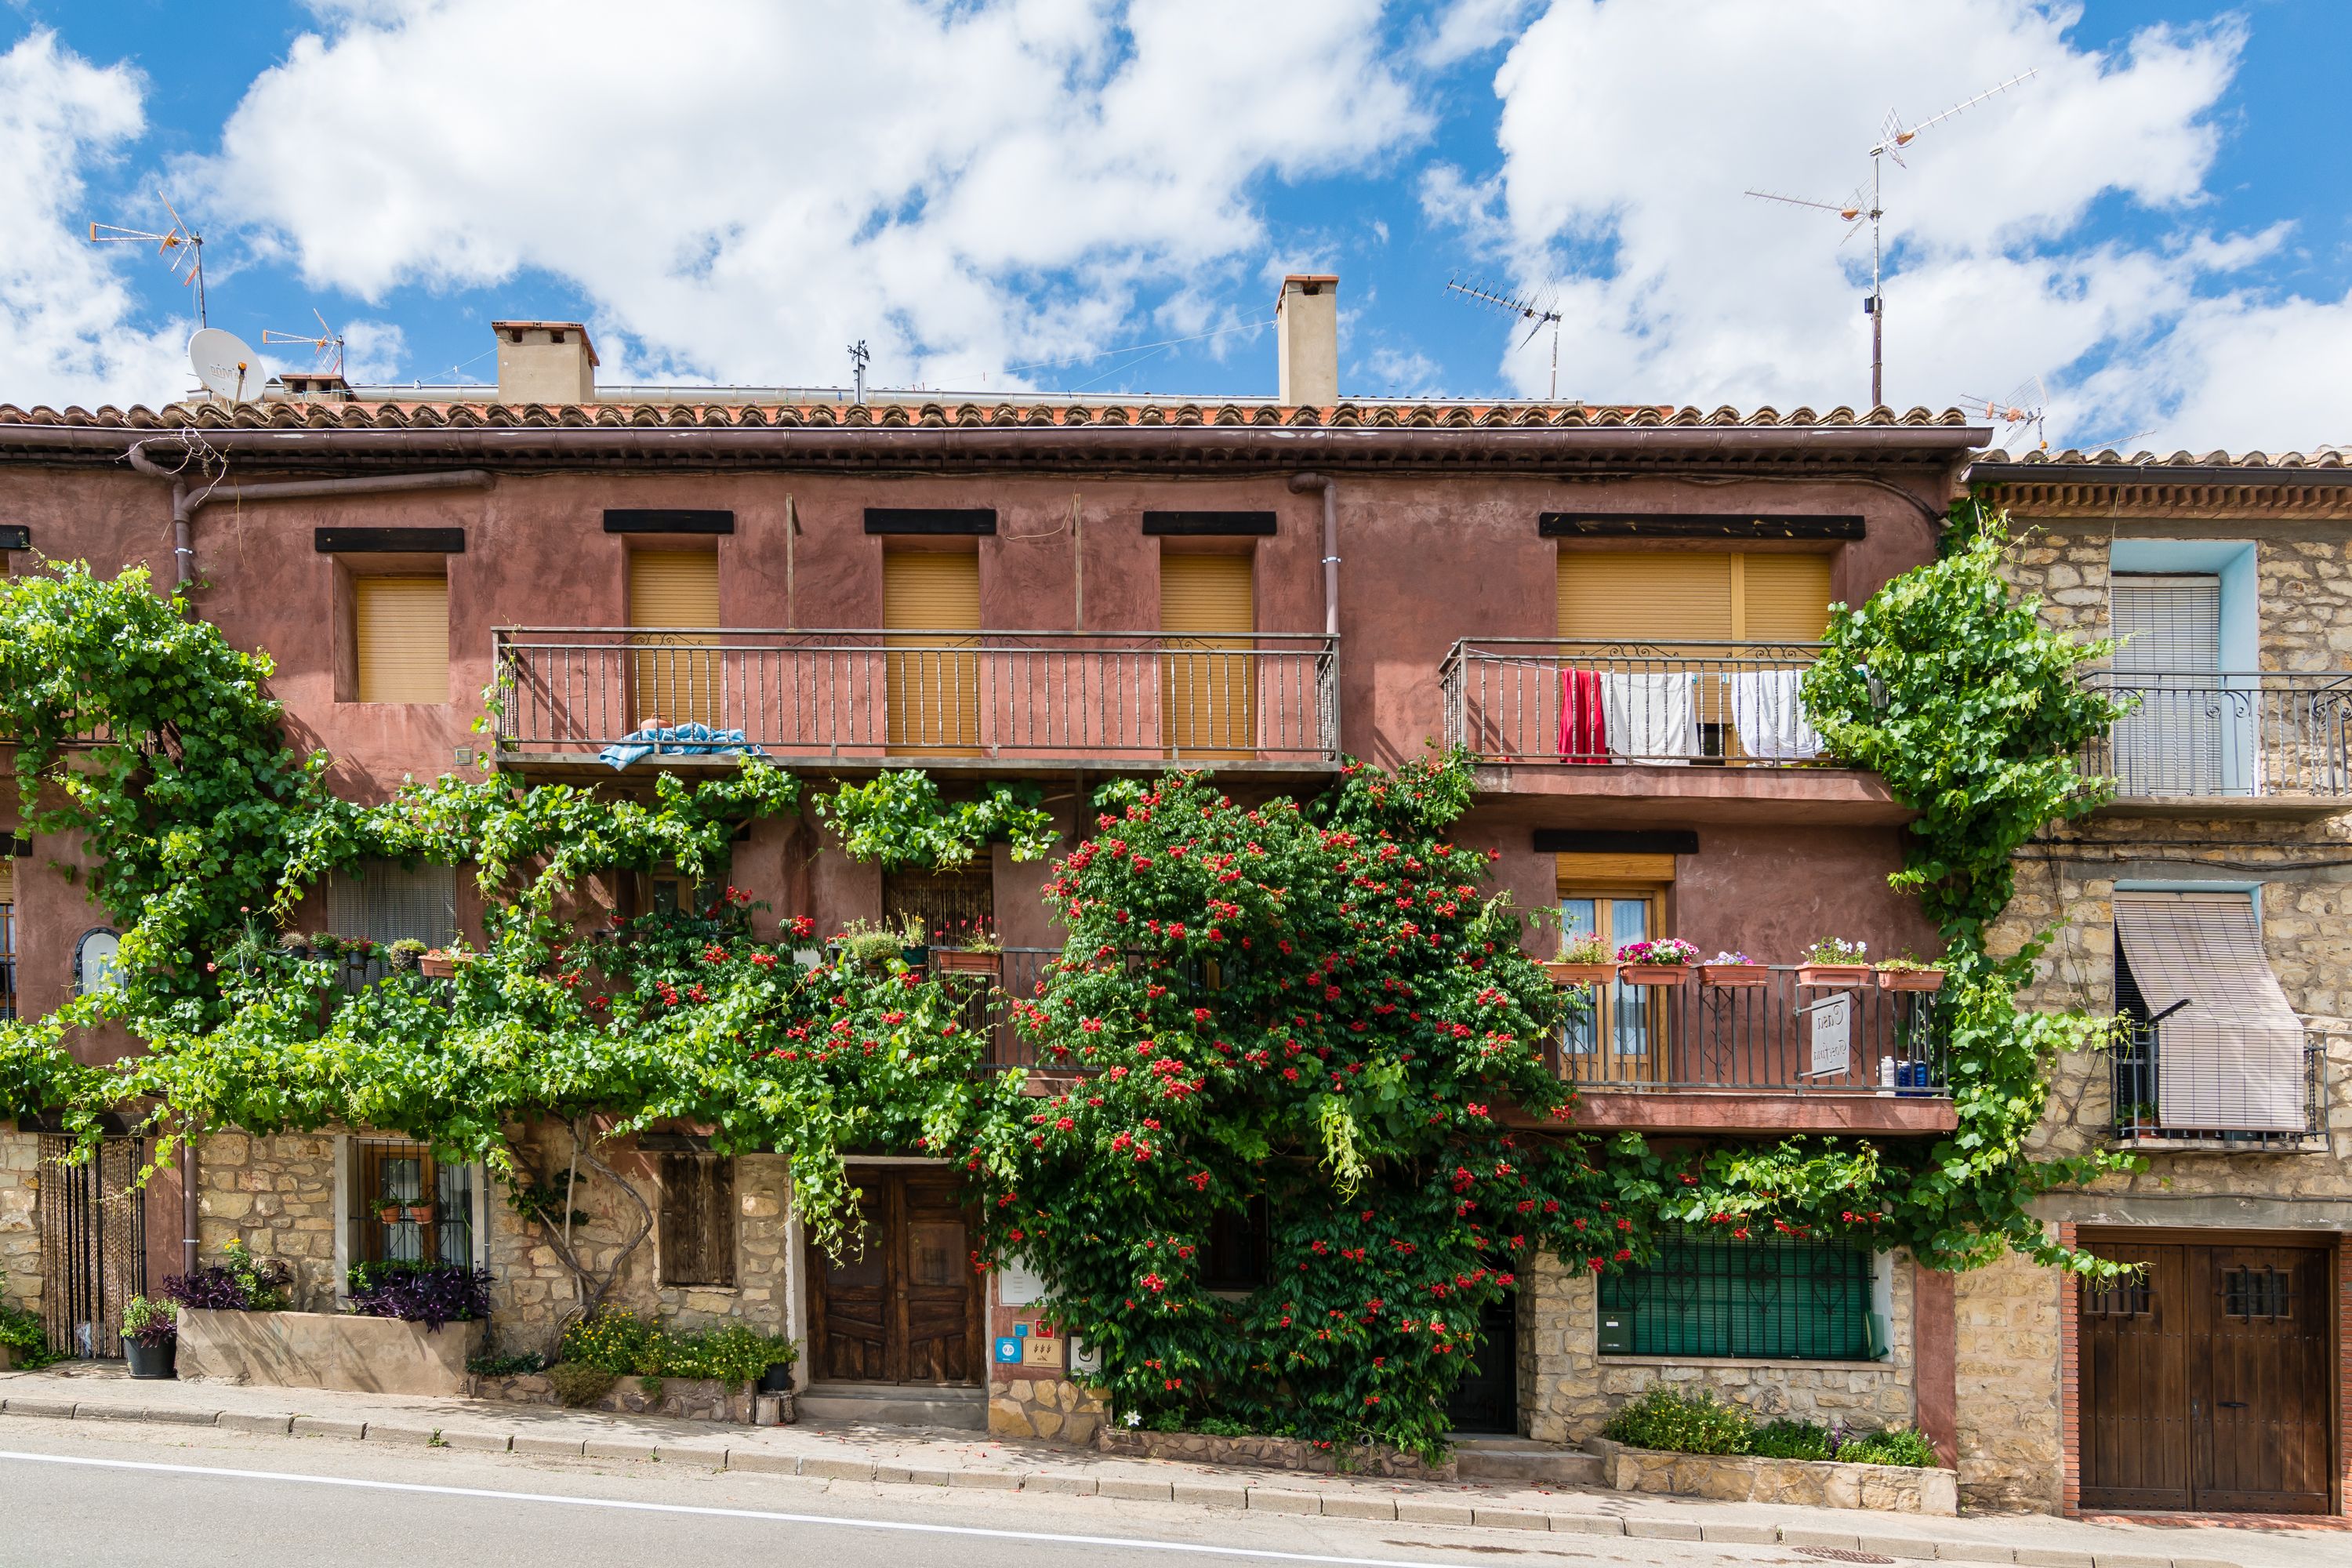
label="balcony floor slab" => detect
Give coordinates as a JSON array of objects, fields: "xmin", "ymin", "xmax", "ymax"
[
  {"xmin": 1506, "ymin": 1090, "xmax": 1956, "ymax": 1136},
  {"xmin": 1469, "ymin": 762, "xmax": 1912, "ymax": 826},
  {"xmin": 2091, "ymin": 794, "xmax": 2347, "ymax": 822},
  {"xmin": 492, "ymin": 750, "xmax": 1342, "ymax": 785}
]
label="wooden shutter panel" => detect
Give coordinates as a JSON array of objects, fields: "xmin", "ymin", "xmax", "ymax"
[
  {"xmin": 658, "ymin": 1152, "xmax": 737, "ymax": 1288},
  {"xmin": 628, "ymin": 551, "xmax": 722, "ymax": 728},
  {"xmin": 1740, "ymin": 554, "xmax": 1834, "ymax": 641},
  {"xmin": 884, "ymin": 550, "xmax": 982, "ymax": 750},
  {"xmin": 1557, "ymin": 552, "xmax": 1734, "ymax": 641},
  {"xmin": 1160, "ymin": 552, "xmax": 1254, "ymax": 755},
  {"xmin": 354, "ymin": 576, "xmax": 449, "ymax": 703}
]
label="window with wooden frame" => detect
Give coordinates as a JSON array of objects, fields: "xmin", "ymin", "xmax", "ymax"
[
  {"xmin": 658, "ymin": 1151, "xmax": 737, "ymax": 1289},
  {"xmin": 349, "ymin": 1137, "xmax": 476, "ymax": 1268},
  {"xmin": 884, "ymin": 548, "xmax": 982, "ymax": 752},
  {"xmin": 352, "ymin": 575, "xmax": 450, "ymax": 704},
  {"xmin": 1557, "ymin": 852, "xmax": 1672, "ymax": 1083},
  {"xmin": 629, "ymin": 548, "xmax": 724, "ymax": 730}
]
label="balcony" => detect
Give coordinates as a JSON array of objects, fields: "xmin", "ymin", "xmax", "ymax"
[
  {"xmin": 492, "ymin": 627, "xmax": 1339, "ymax": 778},
  {"xmin": 2111, "ymin": 1018, "xmax": 2336, "ymax": 1151},
  {"xmin": 2085, "ymin": 672, "xmax": 2352, "ymax": 818},
  {"xmin": 1438, "ymin": 640, "xmax": 1905, "ymax": 824}
]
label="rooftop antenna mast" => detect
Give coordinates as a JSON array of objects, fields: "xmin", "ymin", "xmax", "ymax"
[
  {"xmin": 1444, "ymin": 278, "xmax": 1564, "ymax": 399},
  {"xmin": 1747, "ymin": 69, "xmax": 2035, "ymax": 408},
  {"xmin": 848, "ymin": 339, "xmax": 871, "ymax": 406},
  {"xmin": 1959, "ymin": 374, "xmax": 2049, "ymax": 451},
  {"xmin": 89, "ymin": 189, "xmax": 208, "ymax": 325},
  {"xmin": 262, "ymin": 308, "xmax": 345, "ymax": 377}
]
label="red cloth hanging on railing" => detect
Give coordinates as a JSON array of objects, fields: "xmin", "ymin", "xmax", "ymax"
[{"xmin": 1558, "ymin": 667, "xmax": 1607, "ymax": 763}]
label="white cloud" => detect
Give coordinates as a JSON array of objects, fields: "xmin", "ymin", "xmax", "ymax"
[
  {"xmin": 194, "ymin": 0, "xmax": 1429, "ymax": 392},
  {"xmin": 0, "ymin": 31, "xmax": 191, "ymax": 409},
  {"xmin": 1436, "ymin": 0, "xmax": 2352, "ymax": 452},
  {"xmin": 336, "ymin": 318, "xmax": 406, "ymax": 383}
]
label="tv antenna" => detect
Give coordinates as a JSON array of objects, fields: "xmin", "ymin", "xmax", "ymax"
[
  {"xmin": 1747, "ymin": 69, "xmax": 2035, "ymax": 408},
  {"xmin": 848, "ymin": 339, "xmax": 871, "ymax": 405},
  {"xmin": 1961, "ymin": 374, "xmax": 2049, "ymax": 451},
  {"xmin": 263, "ymin": 309, "xmax": 345, "ymax": 376},
  {"xmin": 1444, "ymin": 278, "xmax": 1563, "ymax": 399},
  {"xmin": 89, "ymin": 190, "xmax": 208, "ymax": 326}
]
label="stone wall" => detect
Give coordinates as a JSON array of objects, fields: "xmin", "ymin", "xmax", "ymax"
[
  {"xmin": 1951, "ymin": 1247, "xmax": 2063, "ymax": 1512},
  {"xmin": 195, "ymin": 1132, "xmax": 342, "ymax": 1312},
  {"xmin": 0, "ymin": 1132, "xmax": 38, "ymax": 1316},
  {"xmin": 1519, "ymin": 1248, "xmax": 1918, "ymax": 1446}
]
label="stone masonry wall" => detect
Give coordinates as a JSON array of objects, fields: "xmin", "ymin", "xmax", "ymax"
[
  {"xmin": 1952, "ymin": 1247, "xmax": 2063, "ymax": 1512},
  {"xmin": 1519, "ymin": 1248, "xmax": 1918, "ymax": 1445},
  {"xmin": 0, "ymin": 1132, "xmax": 38, "ymax": 1317},
  {"xmin": 196, "ymin": 1132, "xmax": 342, "ymax": 1312}
]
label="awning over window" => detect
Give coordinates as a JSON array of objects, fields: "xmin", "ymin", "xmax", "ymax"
[{"xmin": 2113, "ymin": 891, "xmax": 2306, "ymax": 1131}]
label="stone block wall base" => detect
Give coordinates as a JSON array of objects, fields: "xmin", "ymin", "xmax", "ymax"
[
  {"xmin": 178, "ymin": 1308, "xmax": 484, "ymax": 1397},
  {"xmin": 1585, "ymin": 1437, "xmax": 1957, "ymax": 1516},
  {"xmin": 1096, "ymin": 1426, "xmax": 1457, "ymax": 1481},
  {"xmin": 474, "ymin": 1371, "xmax": 754, "ymax": 1424},
  {"xmin": 988, "ymin": 1374, "xmax": 1105, "ymax": 1444}
]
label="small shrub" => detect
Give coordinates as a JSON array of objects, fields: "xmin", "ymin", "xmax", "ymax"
[
  {"xmin": 1557, "ymin": 931, "xmax": 1612, "ymax": 964},
  {"xmin": 1149, "ymin": 1409, "xmax": 1185, "ymax": 1432},
  {"xmin": 163, "ymin": 1239, "xmax": 292, "ymax": 1312},
  {"xmin": 546, "ymin": 1362, "xmax": 618, "ymax": 1408},
  {"xmin": 1749, "ymin": 1418, "xmax": 1831, "ymax": 1461},
  {"xmin": 1840, "ymin": 1425, "xmax": 1940, "ymax": 1468},
  {"xmin": 557, "ymin": 1308, "xmax": 797, "ymax": 1389},
  {"xmin": 0, "ymin": 1271, "xmax": 60, "ymax": 1370},
  {"xmin": 122, "ymin": 1295, "xmax": 178, "ymax": 1348},
  {"xmin": 1601, "ymin": 1387, "xmax": 1753, "ymax": 1455},
  {"xmin": 467, "ymin": 1350, "xmax": 546, "ymax": 1377},
  {"xmin": 1193, "ymin": 1415, "xmax": 1253, "ymax": 1437},
  {"xmin": 638, "ymin": 1376, "xmax": 665, "ymax": 1397},
  {"xmin": 344, "ymin": 1260, "xmax": 492, "ymax": 1331}
]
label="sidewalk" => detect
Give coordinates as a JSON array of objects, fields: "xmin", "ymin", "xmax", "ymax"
[{"xmin": 0, "ymin": 1363, "xmax": 2332, "ymax": 1568}]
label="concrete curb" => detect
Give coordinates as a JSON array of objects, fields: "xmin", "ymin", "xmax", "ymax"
[{"xmin": 0, "ymin": 1394, "xmax": 2243, "ymax": 1568}]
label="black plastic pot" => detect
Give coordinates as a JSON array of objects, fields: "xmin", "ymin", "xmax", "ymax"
[
  {"xmin": 759, "ymin": 1360, "xmax": 795, "ymax": 1395},
  {"xmin": 123, "ymin": 1334, "xmax": 177, "ymax": 1380}
]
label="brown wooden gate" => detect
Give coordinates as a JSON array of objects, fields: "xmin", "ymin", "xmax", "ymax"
[
  {"xmin": 2078, "ymin": 1232, "xmax": 2334, "ymax": 1513},
  {"xmin": 806, "ymin": 1167, "xmax": 981, "ymax": 1385}
]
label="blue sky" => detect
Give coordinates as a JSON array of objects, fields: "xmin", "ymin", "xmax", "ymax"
[{"xmin": 5, "ymin": 2, "xmax": 2347, "ymax": 452}]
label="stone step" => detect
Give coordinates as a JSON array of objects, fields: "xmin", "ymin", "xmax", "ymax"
[
  {"xmin": 1451, "ymin": 1436, "xmax": 1606, "ymax": 1487},
  {"xmin": 796, "ymin": 1382, "xmax": 988, "ymax": 1432}
]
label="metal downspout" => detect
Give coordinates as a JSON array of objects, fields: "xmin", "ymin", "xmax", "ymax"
[{"xmin": 1287, "ymin": 472, "xmax": 1338, "ymax": 638}]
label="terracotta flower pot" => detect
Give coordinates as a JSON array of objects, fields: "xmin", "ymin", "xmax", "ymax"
[
  {"xmin": 1619, "ymin": 964, "xmax": 1691, "ymax": 986},
  {"xmin": 1542, "ymin": 960, "xmax": 1619, "ymax": 986},
  {"xmin": 933, "ymin": 949, "xmax": 1001, "ymax": 975},
  {"xmin": 417, "ymin": 950, "xmax": 459, "ymax": 979},
  {"xmin": 403, "ymin": 1204, "xmax": 437, "ymax": 1227},
  {"xmin": 1876, "ymin": 967, "xmax": 1945, "ymax": 992},
  {"xmin": 1796, "ymin": 964, "xmax": 1872, "ymax": 988},
  {"xmin": 1700, "ymin": 964, "xmax": 1769, "ymax": 988}
]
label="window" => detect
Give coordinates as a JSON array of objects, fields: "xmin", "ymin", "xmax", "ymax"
[
  {"xmin": 645, "ymin": 863, "xmax": 721, "ymax": 917},
  {"xmin": 629, "ymin": 550, "xmax": 723, "ymax": 729},
  {"xmin": 328, "ymin": 861, "xmax": 456, "ymax": 982},
  {"xmin": 1160, "ymin": 550, "xmax": 1255, "ymax": 757},
  {"xmin": 349, "ymin": 1137, "xmax": 475, "ymax": 1268},
  {"xmin": 353, "ymin": 575, "xmax": 450, "ymax": 703},
  {"xmin": 1558, "ymin": 851, "xmax": 1671, "ymax": 1083},
  {"xmin": 1200, "ymin": 1197, "xmax": 1269, "ymax": 1292},
  {"xmin": 2112, "ymin": 891, "xmax": 2306, "ymax": 1134},
  {"xmin": 884, "ymin": 549, "xmax": 981, "ymax": 750},
  {"xmin": 1599, "ymin": 1234, "xmax": 1878, "ymax": 1361},
  {"xmin": 658, "ymin": 1152, "xmax": 736, "ymax": 1289},
  {"xmin": 1555, "ymin": 550, "xmax": 1831, "ymax": 643},
  {"xmin": 2220, "ymin": 1264, "xmax": 2292, "ymax": 1321},
  {"xmin": 2083, "ymin": 1276, "xmax": 2151, "ymax": 1318}
]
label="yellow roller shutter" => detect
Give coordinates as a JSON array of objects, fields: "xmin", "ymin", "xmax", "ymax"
[
  {"xmin": 1741, "ymin": 554, "xmax": 1834, "ymax": 641},
  {"xmin": 884, "ymin": 550, "xmax": 982, "ymax": 750},
  {"xmin": 354, "ymin": 576, "xmax": 449, "ymax": 704},
  {"xmin": 629, "ymin": 551, "xmax": 723, "ymax": 729},
  {"xmin": 1557, "ymin": 553, "xmax": 1734, "ymax": 641},
  {"xmin": 1161, "ymin": 552, "xmax": 1254, "ymax": 756}
]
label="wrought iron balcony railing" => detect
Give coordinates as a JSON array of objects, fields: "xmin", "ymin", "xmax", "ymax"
[
  {"xmin": 493, "ymin": 627, "xmax": 1338, "ymax": 766},
  {"xmin": 2111, "ymin": 1019, "xmax": 2334, "ymax": 1149},
  {"xmin": 2083, "ymin": 671, "xmax": 2352, "ymax": 800},
  {"xmin": 1440, "ymin": 640, "xmax": 1833, "ymax": 767}
]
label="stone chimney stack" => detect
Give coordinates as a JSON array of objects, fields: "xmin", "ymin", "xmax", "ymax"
[
  {"xmin": 1275, "ymin": 274, "xmax": 1338, "ymax": 405},
  {"xmin": 492, "ymin": 320, "xmax": 598, "ymax": 404}
]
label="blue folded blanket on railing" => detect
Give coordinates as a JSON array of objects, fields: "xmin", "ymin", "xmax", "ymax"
[{"xmin": 597, "ymin": 722, "xmax": 768, "ymax": 771}]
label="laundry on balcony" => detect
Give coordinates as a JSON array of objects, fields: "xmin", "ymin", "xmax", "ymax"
[
  {"xmin": 1555, "ymin": 667, "xmax": 1608, "ymax": 763},
  {"xmin": 1596, "ymin": 671, "xmax": 1700, "ymax": 764},
  {"xmin": 1725, "ymin": 668, "xmax": 1824, "ymax": 760},
  {"xmin": 597, "ymin": 720, "xmax": 769, "ymax": 771}
]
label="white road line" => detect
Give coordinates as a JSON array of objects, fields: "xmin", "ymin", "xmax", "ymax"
[{"xmin": 0, "ymin": 1449, "xmax": 1483, "ymax": 1568}]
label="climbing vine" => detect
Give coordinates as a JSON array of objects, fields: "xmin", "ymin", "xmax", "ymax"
[{"xmin": 813, "ymin": 771, "xmax": 1056, "ymax": 871}]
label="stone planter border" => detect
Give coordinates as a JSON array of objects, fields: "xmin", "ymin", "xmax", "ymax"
[
  {"xmin": 472, "ymin": 1370, "xmax": 767, "ymax": 1425},
  {"xmin": 1095, "ymin": 1425, "xmax": 1454, "ymax": 1480},
  {"xmin": 177, "ymin": 1307, "xmax": 484, "ymax": 1397},
  {"xmin": 1584, "ymin": 1436, "xmax": 1956, "ymax": 1516}
]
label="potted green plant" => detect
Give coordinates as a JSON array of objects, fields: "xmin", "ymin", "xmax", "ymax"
[
  {"xmin": 1875, "ymin": 951, "xmax": 1946, "ymax": 992},
  {"xmin": 310, "ymin": 932, "xmax": 343, "ymax": 961},
  {"xmin": 122, "ymin": 1294, "xmax": 178, "ymax": 1379},
  {"xmin": 934, "ymin": 920, "xmax": 1004, "ymax": 975},
  {"xmin": 1543, "ymin": 931, "xmax": 1617, "ymax": 986},
  {"xmin": 278, "ymin": 931, "xmax": 313, "ymax": 961},
  {"xmin": 387, "ymin": 938, "xmax": 426, "ymax": 973},
  {"xmin": 1796, "ymin": 938, "xmax": 1871, "ymax": 988},
  {"xmin": 1699, "ymin": 950, "xmax": 1769, "ymax": 987},
  {"xmin": 1617, "ymin": 937, "xmax": 1698, "ymax": 985},
  {"xmin": 373, "ymin": 1196, "xmax": 404, "ymax": 1226}
]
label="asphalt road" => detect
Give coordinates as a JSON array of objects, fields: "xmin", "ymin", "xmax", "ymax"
[{"xmin": 0, "ymin": 1416, "xmax": 1740, "ymax": 1568}]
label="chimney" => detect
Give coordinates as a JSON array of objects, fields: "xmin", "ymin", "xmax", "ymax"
[
  {"xmin": 1276, "ymin": 274, "xmax": 1338, "ymax": 406},
  {"xmin": 492, "ymin": 320, "xmax": 598, "ymax": 404}
]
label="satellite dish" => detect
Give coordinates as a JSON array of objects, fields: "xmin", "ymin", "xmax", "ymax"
[{"xmin": 190, "ymin": 327, "xmax": 260, "ymax": 402}]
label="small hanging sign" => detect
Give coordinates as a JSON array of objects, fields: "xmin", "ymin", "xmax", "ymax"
[{"xmin": 1805, "ymin": 991, "xmax": 1853, "ymax": 1077}]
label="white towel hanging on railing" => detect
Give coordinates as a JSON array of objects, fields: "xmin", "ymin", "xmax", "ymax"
[
  {"xmin": 1598, "ymin": 673, "xmax": 1698, "ymax": 764},
  {"xmin": 1726, "ymin": 669, "xmax": 1824, "ymax": 760}
]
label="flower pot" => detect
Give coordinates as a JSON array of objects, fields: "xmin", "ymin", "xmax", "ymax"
[
  {"xmin": 1542, "ymin": 960, "xmax": 1618, "ymax": 986},
  {"xmin": 933, "ymin": 949, "xmax": 1001, "ymax": 976},
  {"xmin": 759, "ymin": 1359, "xmax": 797, "ymax": 1395},
  {"xmin": 1797, "ymin": 964, "xmax": 1872, "ymax": 988},
  {"xmin": 899, "ymin": 945, "xmax": 931, "ymax": 969},
  {"xmin": 122, "ymin": 1334, "xmax": 177, "ymax": 1380},
  {"xmin": 402, "ymin": 1205, "xmax": 437, "ymax": 1227},
  {"xmin": 1619, "ymin": 964, "xmax": 1691, "ymax": 987},
  {"xmin": 1876, "ymin": 968, "xmax": 1945, "ymax": 993},
  {"xmin": 1700, "ymin": 964, "xmax": 1770, "ymax": 988},
  {"xmin": 417, "ymin": 950, "xmax": 459, "ymax": 979}
]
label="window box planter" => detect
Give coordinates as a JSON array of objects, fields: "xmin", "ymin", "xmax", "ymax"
[
  {"xmin": 1875, "ymin": 967, "xmax": 1945, "ymax": 993},
  {"xmin": 1584, "ymin": 1436, "xmax": 1955, "ymax": 1515},
  {"xmin": 122, "ymin": 1334, "xmax": 177, "ymax": 1380},
  {"xmin": 1796, "ymin": 964, "xmax": 1872, "ymax": 988},
  {"xmin": 899, "ymin": 944, "xmax": 931, "ymax": 969},
  {"xmin": 1541, "ymin": 960, "xmax": 1619, "ymax": 986},
  {"xmin": 1699, "ymin": 964, "xmax": 1769, "ymax": 988},
  {"xmin": 176, "ymin": 1308, "xmax": 485, "ymax": 1398},
  {"xmin": 417, "ymin": 949, "xmax": 460, "ymax": 980},
  {"xmin": 932, "ymin": 949, "xmax": 1001, "ymax": 976},
  {"xmin": 1619, "ymin": 964, "xmax": 1691, "ymax": 987}
]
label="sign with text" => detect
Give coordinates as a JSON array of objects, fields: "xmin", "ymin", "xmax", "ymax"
[
  {"xmin": 1806, "ymin": 992, "xmax": 1853, "ymax": 1077},
  {"xmin": 996, "ymin": 1254, "xmax": 1047, "ymax": 1306}
]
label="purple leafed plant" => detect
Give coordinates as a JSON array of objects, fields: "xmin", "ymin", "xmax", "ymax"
[{"xmin": 344, "ymin": 1261, "xmax": 493, "ymax": 1332}]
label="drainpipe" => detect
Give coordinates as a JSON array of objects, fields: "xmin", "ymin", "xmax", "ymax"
[
  {"xmin": 1287, "ymin": 473, "xmax": 1338, "ymax": 638},
  {"xmin": 125, "ymin": 441, "xmax": 494, "ymax": 590},
  {"xmin": 180, "ymin": 1123, "xmax": 199, "ymax": 1278}
]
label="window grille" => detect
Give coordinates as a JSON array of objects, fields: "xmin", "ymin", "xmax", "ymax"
[
  {"xmin": 2220, "ymin": 1264, "xmax": 2292, "ymax": 1321},
  {"xmin": 2083, "ymin": 1277, "xmax": 2152, "ymax": 1318},
  {"xmin": 350, "ymin": 1137, "xmax": 475, "ymax": 1269},
  {"xmin": 1597, "ymin": 1233, "xmax": 1877, "ymax": 1360}
]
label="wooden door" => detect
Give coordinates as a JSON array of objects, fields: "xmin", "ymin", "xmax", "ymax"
[
  {"xmin": 2079, "ymin": 1236, "xmax": 2334, "ymax": 1513},
  {"xmin": 806, "ymin": 1168, "xmax": 981, "ymax": 1386}
]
